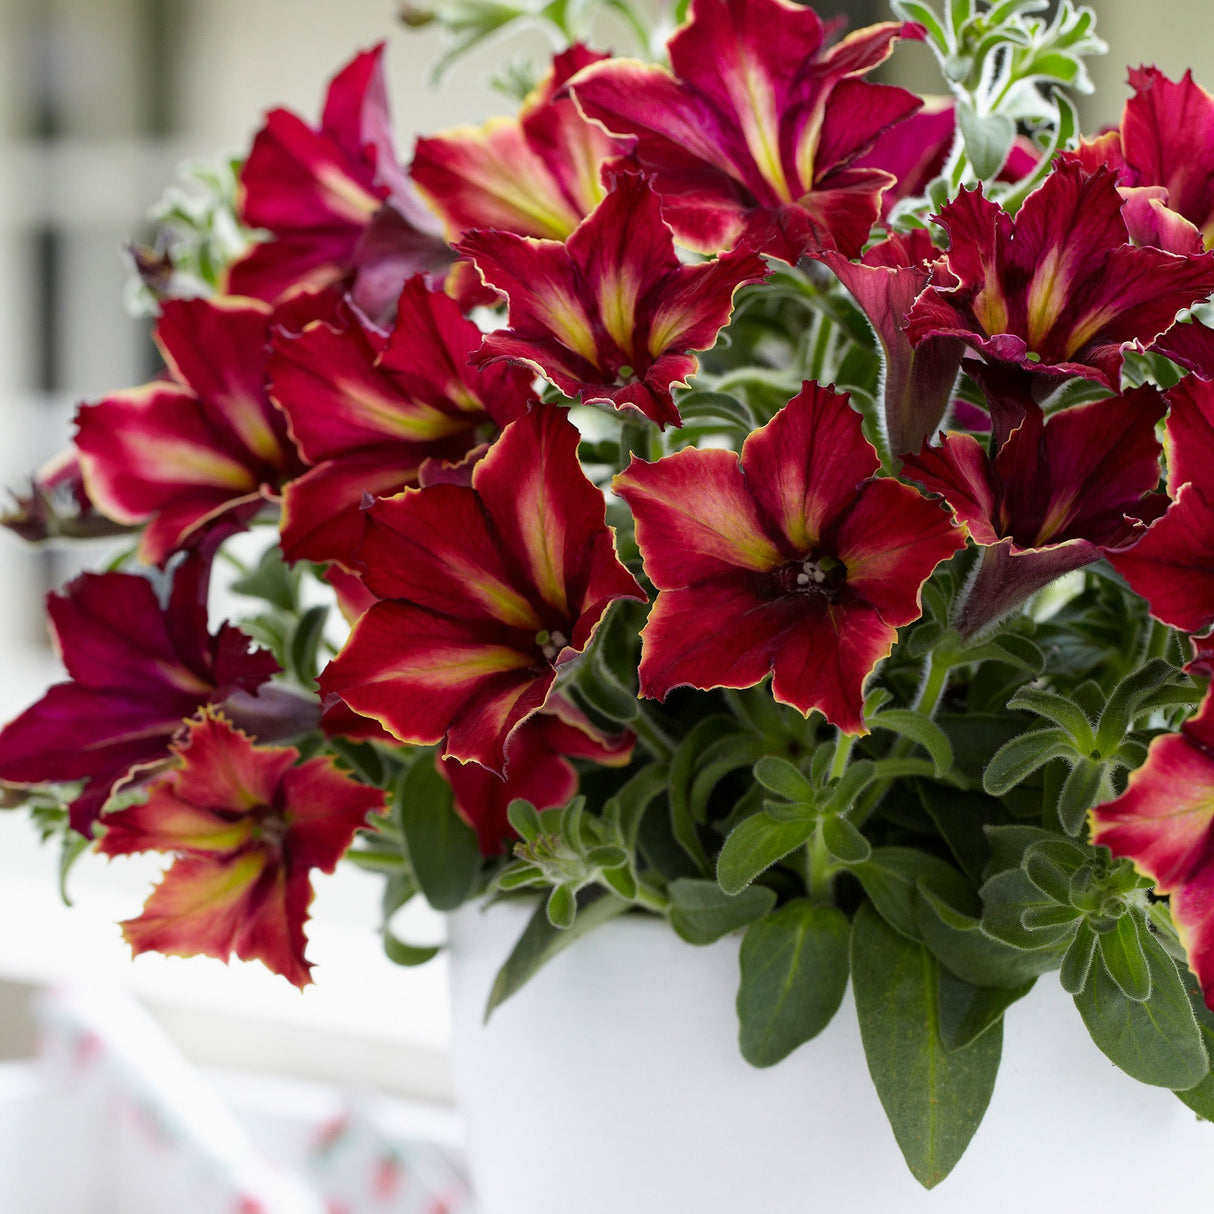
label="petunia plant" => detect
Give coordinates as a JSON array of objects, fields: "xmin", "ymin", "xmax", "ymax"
[{"xmin": 8, "ymin": 0, "xmax": 1214, "ymax": 1188}]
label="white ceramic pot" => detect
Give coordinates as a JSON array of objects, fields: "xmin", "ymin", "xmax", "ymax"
[{"xmin": 447, "ymin": 900, "xmax": 1210, "ymax": 1214}]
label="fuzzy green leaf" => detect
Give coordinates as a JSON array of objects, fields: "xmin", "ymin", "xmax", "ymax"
[
  {"xmin": 851, "ymin": 904, "xmax": 1002, "ymax": 1189},
  {"xmin": 737, "ymin": 901, "xmax": 850, "ymax": 1067},
  {"xmin": 869, "ymin": 709, "xmax": 954, "ymax": 777},
  {"xmin": 716, "ymin": 813, "xmax": 815, "ymax": 895},
  {"xmin": 397, "ymin": 756, "xmax": 481, "ymax": 912},
  {"xmin": 983, "ymin": 727, "xmax": 1075, "ymax": 796},
  {"xmin": 1073, "ymin": 927, "xmax": 1207, "ymax": 1089},
  {"xmin": 667, "ymin": 878, "xmax": 776, "ymax": 945}
]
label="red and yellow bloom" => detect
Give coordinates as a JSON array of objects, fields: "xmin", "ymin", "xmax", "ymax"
[
  {"xmin": 75, "ymin": 296, "xmax": 304, "ymax": 566},
  {"xmin": 568, "ymin": 0, "xmax": 924, "ymax": 262},
  {"xmin": 460, "ymin": 170, "xmax": 767, "ymax": 427},
  {"xmin": 318, "ymin": 406, "xmax": 645, "ymax": 772},
  {"xmin": 614, "ymin": 381, "xmax": 964, "ymax": 733},
  {"xmin": 1091, "ymin": 687, "xmax": 1214, "ymax": 1009},
  {"xmin": 98, "ymin": 709, "xmax": 384, "ymax": 988},
  {"xmin": 269, "ymin": 276, "xmax": 535, "ymax": 566},
  {"xmin": 907, "ymin": 161, "xmax": 1214, "ymax": 390}
]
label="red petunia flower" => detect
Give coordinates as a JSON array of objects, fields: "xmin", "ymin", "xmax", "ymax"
[
  {"xmin": 1090, "ymin": 687, "xmax": 1214, "ymax": 1009},
  {"xmin": 1107, "ymin": 376, "xmax": 1214, "ymax": 634},
  {"xmin": 614, "ymin": 381, "xmax": 964, "ymax": 733},
  {"xmin": 97, "ymin": 709, "xmax": 384, "ymax": 988},
  {"xmin": 317, "ymin": 406, "xmax": 645, "ymax": 772},
  {"xmin": 902, "ymin": 377, "xmax": 1166, "ymax": 635},
  {"xmin": 75, "ymin": 296, "xmax": 306, "ymax": 567},
  {"xmin": 227, "ymin": 45, "xmax": 451, "ymax": 322},
  {"xmin": 567, "ymin": 0, "xmax": 924, "ymax": 262},
  {"xmin": 458, "ymin": 170, "xmax": 768, "ymax": 427},
  {"xmin": 816, "ymin": 228, "xmax": 963, "ymax": 460},
  {"xmin": 906, "ymin": 161, "xmax": 1214, "ymax": 391},
  {"xmin": 1077, "ymin": 67, "xmax": 1214, "ymax": 250},
  {"xmin": 269, "ymin": 277, "xmax": 535, "ymax": 566},
  {"xmin": 0, "ymin": 548, "xmax": 282, "ymax": 835},
  {"xmin": 412, "ymin": 45, "xmax": 626, "ymax": 242}
]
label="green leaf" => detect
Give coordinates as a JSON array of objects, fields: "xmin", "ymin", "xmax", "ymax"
[
  {"xmin": 1095, "ymin": 658, "xmax": 1185, "ymax": 754},
  {"xmin": 485, "ymin": 893, "xmax": 631, "ymax": 1018},
  {"xmin": 983, "ymin": 727, "xmax": 1075, "ymax": 796},
  {"xmin": 955, "ymin": 101, "xmax": 1016, "ymax": 179},
  {"xmin": 716, "ymin": 813, "xmax": 815, "ymax": 895},
  {"xmin": 674, "ymin": 389, "xmax": 755, "ymax": 430},
  {"xmin": 383, "ymin": 930, "xmax": 441, "ymax": 967},
  {"xmin": 668, "ymin": 878, "xmax": 776, "ymax": 945},
  {"xmin": 853, "ymin": 847, "xmax": 971, "ymax": 941},
  {"xmin": 396, "ymin": 755, "xmax": 481, "ymax": 911},
  {"xmin": 1054, "ymin": 757, "xmax": 1104, "ymax": 836},
  {"xmin": 1006, "ymin": 687, "xmax": 1095, "ymax": 749},
  {"xmin": 737, "ymin": 901, "xmax": 850, "ymax": 1067},
  {"xmin": 668, "ymin": 718, "xmax": 734, "ymax": 875},
  {"xmin": 1073, "ymin": 926, "xmax": 1207, "ymax": 1089},
  {"xmin": 228, "ymin": 542, "xmax": 299, "ymax": 613},
  {"xmin": 890, "ymin": 0, "xmax": 948, "ymax": 50},
  {"xmin": 1096, "ymin": 914, "xmax": 1151, "ymax": 1002},
  {"xmin": 869, "ymin": 709, "xmax": 954, "ymax": 777},
  {"xmin": 287, "ymin": 603, "xmax": 329, "ymax": 686},
  {"xmin": 546, "ymin": 883, "xmax": 577, "ymax": 929},
  {"xmin": 980, "ymin": 867, "xmax": 1074, "ymax": 953},
  {"xmin": 819, "ymin": 815, "xmax": 871, "ymax": 865},
  {"xmin": 936, "ymin": 967, "xmax": 1034, "ymax": 1052},
  {"xmin": 753, "ymin": 755, "xmax": 814, "ymax": 802},
  {"xmin": 851, "ymin": 904, "xmax": 1002, "ymax": 1189},
  {"xmin": 914, "ymin": 882, "xmax": 1054, "ymax": 988},
  {"xmin": 507, "ymin": 798, "xmax": 543, "ymax": 842},
  {"xmin": 981, "ymin": 633, "xmax": 1045, "ymax": 674}
]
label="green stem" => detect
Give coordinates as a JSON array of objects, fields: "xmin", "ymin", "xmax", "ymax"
[
  {"xmin": 631, "ymin": 703, "xmax": 675, "ymax": 763},
  {"xmin": 1143, "ymin": 617, "xmax": 1172, "ymax": 664},
  {"xmin": 804, "ymin": 826, "xmax": 836, "ymax": 905},
  {"xmin": 852, "ymin": 650, "xmax": 952, "ymax": 829},
  {"xmin": 829, "ymin": 730, "xmax": 855, "ymax": 782},
  {"xmin": 631, "ymin": 879, "xmax": 670, "ymax": 914}
]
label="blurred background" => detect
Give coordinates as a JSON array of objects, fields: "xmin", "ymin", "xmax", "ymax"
[{"xmin": 0, "ymin": 0, "xmax": 1207, "ymax": 1206}]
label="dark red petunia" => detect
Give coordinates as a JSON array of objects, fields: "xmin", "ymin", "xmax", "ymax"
[
  {"xmin": 614, "ymin": 381, "xmax": 964, "ymax": 732},
  {"xmin": 0, "ymin": 548, "xmax": 281, "ymax": 835},
  {"xmin": 440, "ymin": 695, "xmax": 633, "ymax": 855},
  {"xmin": 97, "ymin": 709, "xmax": 383, "ymax": 988},
  {"xmin": 902, "ymin": 377, "xmax": 1166, "ymax": 635},
  {"xmin": 75, "ymin": 296, "xmax": 306, "ymax": 567},
  {"xmin": 270, "ymin": 276, "xmax": 535, "ymax": 566},
  {"xmin": 1078, "ymin": 67, "xmax": 1214, "ymax": 250},
  {"xmin": 1091, "ymin": 686, "xmax": 1214, "ymax": 1009},
  {"xmin": 906, "ymin": 160, "xmax": 1214, "ymax": 391},
  {"xmin": 1108, "ymin": 375, "xmax": 1214, "ymax": 634},
  {"xmin": 816, "ymin": 228, "xmax": 963, "ymax": 460},
  {"xmin": 458, "ymin": 170, "xmax": 767, "ymax": 427},
  {"xmin": 317, "ymin": 406, "xmax": 645, "ymax": 772},
  {"xmin": 568, "ymin": 0, "xmax": 924, "ymax": 262},
  {"xmin": 226, "ymin": 45, "xmax": 450, "ymax": 322},
  {"xmin": 412, "ymin": 45, "xmax": 627, "ymax": 243}
]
